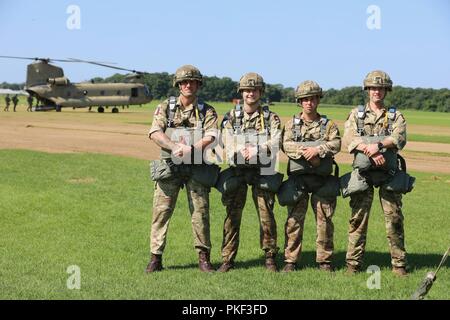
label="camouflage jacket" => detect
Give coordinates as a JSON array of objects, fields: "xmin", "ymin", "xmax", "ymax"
[
  {"xmin": 343, "ymin": 103, "xmax": 407, "ymax": 153},
  {"xmin": 282, "ymin": 113, "xmax": 341, "ymax": 160}
]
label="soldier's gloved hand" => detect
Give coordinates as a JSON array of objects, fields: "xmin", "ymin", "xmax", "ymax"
[
  {"xmin": 364, "ymin": 144, "xmax": 380, "ymax": 157},
  {"xmin": 371, "ymin": 153, "xmax": 385, "ymax": 167}
]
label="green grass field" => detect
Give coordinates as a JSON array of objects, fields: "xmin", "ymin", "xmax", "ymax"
[{"xmin": 0, "ymin": 150, "xmax": 448, "ymax": 299}]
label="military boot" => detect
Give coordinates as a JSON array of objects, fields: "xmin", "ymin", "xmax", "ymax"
[
  {"xmin": 345, "ymin": 263, "xmax": 360, "ymax": 275},
  {"xmin": 198, "ymin": 251, "xmax": 214, "ymax": 273},
  {"xmin": 145, "ymin": 254, "xmax": 163, "ymax": 273},
  {"xmin": 392, "ymin": 266, "xmax": 407, "ymax": 277},
  {"xmin": 217, "ymin": 261, "xmax": 234, "ymax": 273},
  {"xmin": 265, "ymin": 252, "xmax": 278, "ymax": 272},
  {"xmin": 282, "ymin": 263, "xmax": 296, "ymax": 273}
]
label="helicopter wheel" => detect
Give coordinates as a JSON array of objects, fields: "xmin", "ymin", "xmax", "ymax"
[
  {"xmin": 112, "ymin": 107, "xmax": 119, "ymax": 114},
  {"xmin": 98, "ymin": 107, "xmax": 105, "ymax": 113},
  {"xmin": 56, "ymin": 105, "xmax": 62, "ymax": 112}
]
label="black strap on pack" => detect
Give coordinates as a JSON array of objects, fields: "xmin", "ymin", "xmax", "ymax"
[
  {"xmin": 356, "ymin": 105, "xmax": 366, "ymax": 136},
  {"xmin": 387, "ymin": 106, "xmax": 397, "ymax": 135},
  {"xmin": 292, "ymin": 116, "xmax": 303, "ymax": 142},
  {"xmin": 233, "ymin": 102, "xmax": 243, "ymax": 133},
  {"xmin": 167, "ymin": 96, "xmax": 177, "ymax": 128},
  {"xmin": 261, "ymin": 104, "xmax": 271, "ymax": 135},
  {"xmin": 397, "ymin": 154, "xmax": 407, "ymax": 172},
  {"xmin": 333, "ymin": 159, "xmax": 339, "ymax": 177},
  {"xmin": 319, "ymin": 115, "xmax": 329, "ymax": 138}
]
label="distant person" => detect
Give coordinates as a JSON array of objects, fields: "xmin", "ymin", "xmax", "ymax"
[
  {"xmin": 27, "ymin": 95, "xmax": 33, "ymax": 112},
  {"xmin": 342, "ymin": 70, "xmax": 414, "ymax": 277},
  {"xmin": 4, "ymin": 94, "xmax": 11, "ymax": 111},
  {"xmin": 12, "ymin": 94, "xmax": 19, "ymax": 112}
]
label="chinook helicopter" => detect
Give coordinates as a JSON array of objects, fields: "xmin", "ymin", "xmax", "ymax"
[{"xmin": 0, "ymin": 56, "xmax": 153, "ymax": 113}]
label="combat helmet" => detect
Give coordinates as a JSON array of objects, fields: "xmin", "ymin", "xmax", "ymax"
[
  {"xmin": 295, "ymin": 80, "xmax": 323, "ymax": 101},
  {"xmin": 173, "ymin": 65, "xmax": 203, "ymax": 87},
  {"xmin": 237, "ymin": 72, "xmax": 265, "ymax": 93},
  {"xmin": 363, "ymin": 70, "xmax": 393, "ymax": 91}
]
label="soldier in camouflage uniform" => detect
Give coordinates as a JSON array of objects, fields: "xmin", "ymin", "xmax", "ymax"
[
  {"xmin": 4, "ymin": 94, "xmax": 11, "ymax": 112},
  {"xmin": 146, "ymin": 65, "xmax": 218, "ymax": 273},
  {"xmin": 343, "ymin": 70, "xmax": 408, "ymax": 276},
  {"xmin": 281, "ymin": 81, "xmax": 341, "ymax": 272},
  {"xmin": 12, "ymin": 95, "xmax": 19, "ymax": 112},
  {"xmin": 217, "ymin": 72, "xmax": 282, "ymax": 272},
  {"xmin": 27, "ymin": 95, "xmax": 33, "ymax": 112}
]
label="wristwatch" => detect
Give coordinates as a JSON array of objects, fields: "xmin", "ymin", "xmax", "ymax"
[{"xmin": 377, "ymin": 142, "xmax": 384, "ymax": 151}]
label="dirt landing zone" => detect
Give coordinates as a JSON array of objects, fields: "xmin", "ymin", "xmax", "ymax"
[{"xmin": 1, "ymin": 112, "xmax": 449, "ymax": 174}]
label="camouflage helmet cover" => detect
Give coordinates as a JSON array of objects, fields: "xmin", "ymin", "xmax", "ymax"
[
  {"xmin": 363, "ymin": 70, "xmax": 393, "ymax": 91},
  {"xmin": 237, "ymin": 72, "xmax": 265, "ymax": 93},
  {"xmin": 295, "ymin": 80, "xmax": 323, "ymax": 101},
  {"xmin": 173, "ymin": 65, "xmax": 203, "ymax": 87}
]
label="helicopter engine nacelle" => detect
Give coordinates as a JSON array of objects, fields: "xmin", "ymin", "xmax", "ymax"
[{"xmin": 47, "ymin": 77, "xmax": 70, "ymax": 86}]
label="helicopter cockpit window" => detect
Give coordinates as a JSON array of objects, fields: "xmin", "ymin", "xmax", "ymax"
[{"xmin": 131, "ymin": 88, "xmax": 138, "ymax": 98}]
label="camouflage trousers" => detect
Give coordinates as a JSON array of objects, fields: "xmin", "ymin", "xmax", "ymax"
[
  {"xmin": 150, "ymin": 176, "xmax": 211, "ymax": 255},
  {"xmin": 221, "ymin": 183, "xmax": 278, "ymax": 263},
  {"xmin": 284, "ymin": 193, "xmax": 336, "ymax": 264},
  {"xmin": 346, "ymin": 185, "xmax": 407, "ymax": 268}
]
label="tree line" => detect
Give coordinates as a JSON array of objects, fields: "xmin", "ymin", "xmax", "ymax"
[{"xmin": 2, "ymin": 74, "xmax": 448, "ymax": 112}]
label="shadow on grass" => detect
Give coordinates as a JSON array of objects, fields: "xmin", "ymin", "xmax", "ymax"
[{"xmin": 167, "ymin": 251, "xmax": 446, "ymax": 272}]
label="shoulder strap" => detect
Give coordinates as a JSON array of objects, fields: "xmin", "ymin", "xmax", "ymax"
[
  {"xmin": 221, "ymin": 111, "xmax": 231, "ymax": 129},
  {"xmin": 196, "ymin": 100, "xmax": 208, "ymax": 126},
  {"xmin": 262, "ymin": 104, "xmax": 271, "ymax": 134},
  {"xmin": 233, "ymin": 102, "xmax": 243, "ymax": 133},
  {"xmin": 319, "ymin": 115, "xmax": 329, "ymax": 140},
  {"xmin": 387, "ymin": 106, "xmax": 397, "ymax": 134},
  {"xmin": 167, "ymin": 96, "xmax": 177, "ymax": 128},
  {"xmin": 357, "ymin": 105, "xmax": 366, "ymax": 136},
  {"xmin": 292, "ymin": 115, "xmax": 303, "ymax": 142}
]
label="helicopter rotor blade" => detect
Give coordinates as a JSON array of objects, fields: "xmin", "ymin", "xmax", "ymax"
[
  {"xmin": 0, "ymin": 55, "xmax": 80, "ymax": 63},
  {"xmin": 67, "ymin": 58, "xmax": 148, "ymax": 74},
  {"xmin": 0, "ymin": 56, "xmax": 117, "ymax": 64}
]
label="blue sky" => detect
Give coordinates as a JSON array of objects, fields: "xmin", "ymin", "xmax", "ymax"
[{"xmin": 0, "ymin": 0, "xmax": 449, "ymax": 89}]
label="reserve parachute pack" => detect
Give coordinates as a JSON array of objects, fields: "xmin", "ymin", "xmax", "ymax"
[
  {"xmin": 214, "ymin": 166, "xmax": 284, "ymax": 195},
  {"xmin": 340, "ymin": 105, "xmax": 415, "ymax": 197},
  {"xmin": 150, "ymin": 160, "xmax": 220, "ymax": 188},
  {"xmin": 287, "ymin": 115, "xmax": 333, "ymax": 176},
  {"xmin": 278, "ymin": 160, "xmax": 340, "ymax": 207}
]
